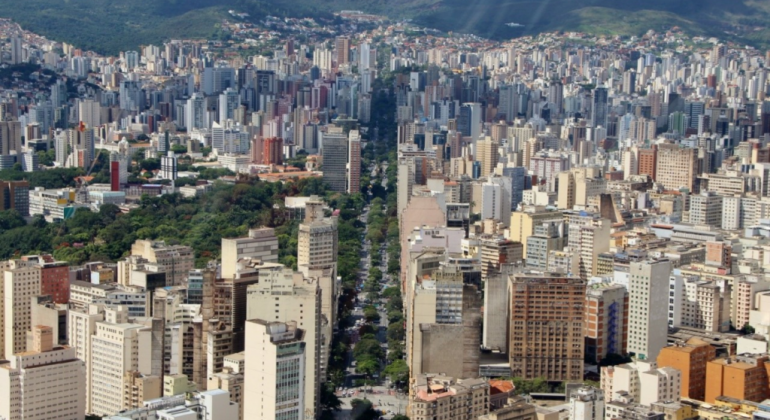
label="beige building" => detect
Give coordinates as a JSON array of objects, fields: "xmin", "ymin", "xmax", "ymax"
[
  {"xmin": 655, "ymin": 144, "xmax": 698, "ymax": 192},
  {"xmin": 407, "ymin": 264, "xmax": 482, "ymax": 379},
  {"xmin": 207, "ymin": 353, "xmax": 244, "ymax": 420},
  {"xmin": 0, "ymin": 326, "xmax": 85, "ymax": 420},
  {"xmin": 244, "ymin": 320, "xmax": 308, "ymax": 420},
  {"xmin": 90, "ymin": 315, "xmax": 160, "ymax": 416},
  {"xmin": 557, "ymin": 167, "xmax": 606, "ymax": 210},
  {"xmin": 221, "ymin": 227, "xmax": 279, "ymax": 279},
  {"xmin": 130, "ymin": 239, "xmax": 194, "ymax": 286},
  {"xmin": 408, "ymin": 374, "xmax": 490, "ymax": 420},
  {"xmin": 508, "ymin": 206, "xmax": 564, "ymax": 256},
  {"xmin": 3, "ymin": 259, "xmax": 41, "ymax": 358},
  {"xmin": 734, "ymin": 277, "xmax": 770, "ymax": 329},
  {"xmin": 669, "ymin": 275, "xmax": 731, "ymax": 332},
  {"xmin": 246, "ymin": 268, "xmax": 321, "ymax": 419},
  {"xmin": 123, "ymin": 371, "xmax": 162, "ymax": 410},
  {"xmin": 476, "ymin": 136, "xmax": 500, "ymax": 177},
  {"xmin": 509, "ymin": 272, "xmax": 585, "ymax": 381},
  {"xmin": 297, "ymin": 200, "xmax": 338, "ymax": 275}
]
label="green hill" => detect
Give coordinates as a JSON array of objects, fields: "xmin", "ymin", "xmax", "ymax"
[{"xmin": 1, "ymin": 0, "xmax": 768, "ymax": 54}]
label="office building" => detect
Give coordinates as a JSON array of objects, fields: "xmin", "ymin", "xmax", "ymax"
[
  {"xmin": 508, "ymin": 272, "xmax": 585, "ymax": 381},
  {"xmin": 656, "ymin": 338, "xmax": 716, "ymax": 401},
  {"xmin": 566, "ymin": 212, "xmax": 611, "ymax": 279},
  {"xmin": 0, "ymin": 326, "xmax": 85, "ymax": 420},
  {"xmin": 244, "ymin": 320, "xmax": 307, "ymax": 420},
  {"xmin": 335, "ymin": 36, "xmax": 350, "ymax": 66},
  {"xmin": 476, "ymin": 137, "xmax": 499, "ymax": 177},
  {"xmin": 297, "ymin": 199, "xmax": 338, "ymax": 274},
  {"xmin": 321, "ymin": 128, "xmax": 348, "ymax": 192},
  {"xmin": 0, "ymin": 121, "xmax": 21, "ymax": 156},
  {"xmin": 509, "ymin": 206, "xmax": 563, "ymax": 255},
  {"xmin": 628, "ymin": 259, "xmax": 672, "ymax": 361},
  {"xmin": 668, "ymin": 274, "xmax": 730, "ymax": 332}
]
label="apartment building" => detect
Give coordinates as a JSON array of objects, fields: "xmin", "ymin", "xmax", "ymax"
[
  {"xmin": 220, "ymin": 227, "xmax": 279, "ymax": 279},
  {"xmin": 600, "ymin": 361, "xmax": 681, "ymax": 406},
  {"xmin": 656, "ymin": 338, "xmax": 716, "ymax": 401},
  {"xmin": 628, "ymin": 259, "xmax": 672, "ymax": 361}
]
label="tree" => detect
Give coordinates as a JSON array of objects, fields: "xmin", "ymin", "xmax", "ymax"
[
  {"xmin": 384, "ymin": 359, "xmax": 409, "ymax": 384},
  {"xmin": 387, "ymin": 322, "xmax": 404, "ymax": 341},
  {"xmin": 392, "ymin": 416, "xmax": 410, "ymax": 420},
  {"xmin": 742, "ymin": 323, "xmax": 756, "ymax": 335},
  {"xmin": 357, "ymin": 358, "xmax": 380, "ymax": 376}
]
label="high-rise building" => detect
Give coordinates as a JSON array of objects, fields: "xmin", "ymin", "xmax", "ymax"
[
  {"xmin": 78, "ymin": 98, "xmax": 101, "ymax": 129},
  {"xmin": 476, "ymin": 137, "xmax": 499, "ymax": 177},
  {"xmin": 221, "ymin": 228, "xmax": 279, "ymax": 279},
  {"xmin": 657, "ymin": 338, "xmax": 716, "ymax": 401},
  {"xmin": 90, "ymin": 318, "xmax": 162, "ymax": 416},
  {"xmin": 68, "ymin": 303, "xmax": 105, "ymax": 414},
  {"xmin": 131, "ymin": 240, "xmax": 194, "ymax": 286},
  {"xmin": 627, "ymin": 259, "xmax": 672, "ymax": 361},
  {"xmin": 585, "ymin": 283, "xmax": 628, "ymax": 364},
  {"xmin": 508, "ymin": 272, "xmax": 585, "ymax": 381},
  {"xmin": 0, "ymin": 121, "xmax": 21, "ymax": 156},
  {"xmin": 3, "ymin": 259, "xmax": 41, "ymax": 358},
  {"xmin": 407, "ymin": 263, "xmax": 482, "ymax": 379},
  {"xmin": 335, "ymin": 36, "xmax": 350, "ymax": 67},
  {"xmin": 246, "ymin": 269, "xmax": 321, "ymax": 419},
  {"xmin": 262, "ymin": 137, "xmax": 283, "ymax": 165},
  {"xmin": 591, "ymin": 87, "xmax": 608, "ymax": 128},
  {"xmin": 656, "ymin": 144, "xmax": 698, "ymax": 192},
  {"xmin": 566, "ymin": 212, "xmax": 611, "ymax": 279},
  {"xmin": 0, "ymin": 180, "xmax": 29, "ymax": 216},
  {"xmin": 160, "ymin": 152, "xmax": 178, "ymax": 181},
  {"xmin": 508, "ymin": 206, "xmax": 563, "ymax": 255},
  {"xmin": 321, "ymin": 128, "xmax": 348, "ymax": 192},
  {"xmin": 347, "ymin": 129, "xmax": 361, "ymax": 194},
  {"xmin": 668, "ymin": 273, "xmax": 730, "ymax": 332},
  {"xmin": 297, "ymin": 199, "xmax": 338, "ymax": 274},
  {"xmin": 244, "ymin": 320, "xmax": 307, "ymax": 420},
  {"xmin": 0, "ymin": 326, "xmax": 85, "ymax": 420}
]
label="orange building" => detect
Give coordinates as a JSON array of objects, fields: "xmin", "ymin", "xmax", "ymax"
[
  {"xmin": 637, "ymin": 146, "xmax": 657, "ymax": 179},
  {"xmin": 657, "ymin": 337, "xmax": 716, "ymax": 401},
  {"xmin": 704, "ymin": 354, "xmax": 770, "ymax": 403},
  {"xmin": 262, "ymin": 137, "xmax": 283, "ymax": 165}
]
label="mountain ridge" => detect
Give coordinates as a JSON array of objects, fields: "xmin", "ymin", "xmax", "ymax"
[{"xmin": 1, "ymin": 0, "xmax": 768, "ymax": 53}]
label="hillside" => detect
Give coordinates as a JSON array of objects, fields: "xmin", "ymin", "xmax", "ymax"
[{"xmin": 1, "ymin": 0, "xmax": 768, "ymax": 53}]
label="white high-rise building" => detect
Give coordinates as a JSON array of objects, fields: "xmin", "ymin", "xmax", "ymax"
[
  {"xmin": 78, "ymin": 98, "xmax": 101, "ymax": 128},
  {"xmin": 570, "ymin": 387, "xmax": 604, "ymax": 420},
  {"xmin": 219, "ymin": 88, "xmax": 240, "ymax": 123},
  {"xmin": 246, "ymin": 268, "xmax": 321, "ymax": 419},
  {"xmin": 3, "ymin": 259, "xmax": 41, "ymax": 358},
  {"xmin": 627, "ymin": 259, "xmax": 672, "ymax": 361},
  {"xmin": 0, "ymin": 326, "xmax": 85, "ymax": 420},
  {"xmin": 244, "ymin": 320, "xmax": 307, "ymax": 420},
  {"xmin": 68, "ymin": 303, "xmax": 106, "ymax": 414}
]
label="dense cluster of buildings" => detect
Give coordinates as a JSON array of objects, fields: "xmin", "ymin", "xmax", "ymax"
[{"xmin": 2, "ymin": 3, "xmax": 770, "ymax": 420}]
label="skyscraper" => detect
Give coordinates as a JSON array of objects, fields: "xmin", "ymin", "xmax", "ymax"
[
  {"xmin": 347, "ymin": 130, "xmax": 361, "ymax": 194},
  {"xmin": 335, "ymin": 36, "xmax": 350, "ymax": 67},
  {"xmin": 321, "ymin": 128, "xmax": 348, "ymax": 192},
  {"xmin": 508, "ymin": 272, "xmax": 585, "ymax": 381},
  {"xmin": 591, "ymin": 87, "xmax": 608, "ymax": 129},
  {"xmin": 627, "ymin": 259, "xmax": 672, "ymax": 361}
]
